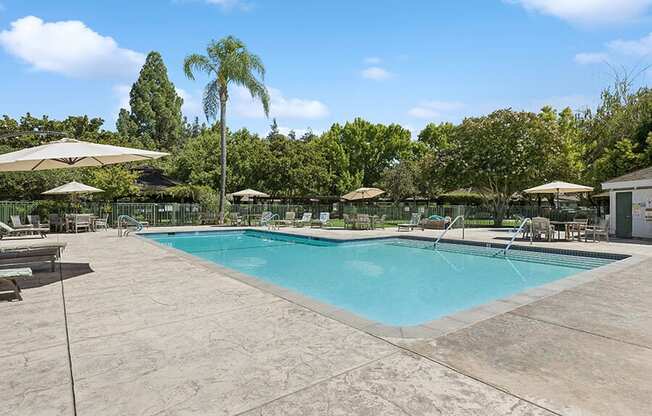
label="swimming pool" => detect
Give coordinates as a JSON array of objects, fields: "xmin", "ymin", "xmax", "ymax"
[{"xmin": 144, "ymin": 230, "xmax": 616, "ymax": 326}]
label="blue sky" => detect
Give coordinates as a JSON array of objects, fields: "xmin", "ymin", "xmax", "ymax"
[{"xmin": 1, "ymin": 0, "xmax": 652, "ymax": 137}]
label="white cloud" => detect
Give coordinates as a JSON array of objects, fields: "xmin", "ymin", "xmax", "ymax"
[
  {"xmin": 574, "ymin": 52, "xmax": 609, "ymax": 64},
  {"xmin": 364, "ymin": 57, "xmax": 381, "ymax": 64},
  {"xmin": 608, "ymin": 32, "xmax": 652, "ymax": 56},
  {"xmin": 233, "ymin": 86, "xmax": 329, "ymax": 119},
  {"xmin": 204, "ymin": 0, "xmax": 251, "ymax": 10},
  {"xmin": 175, "ymin": 87, "xmax": 204, "ymax": 119},
  {"xmin": 113, "ymin": 84, "xmax": 131, "ymax": 110},
  {"xmin": 361, "ymin": 66, "xmax": 393, "ymax": 81},
  {"xmin": 507, "ymin": 0, "xmax": 652, "ymax": 24},
  {"xmin": 0, "ymin": 16, "xmax": 144, "ymax": 79},
  {"xmin": 407, "ymin": 101, "xmax": 464, "ymax": 119}
]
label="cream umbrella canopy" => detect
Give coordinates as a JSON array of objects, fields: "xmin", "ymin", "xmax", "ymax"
[
  {"xmin": 0, "ymin": 138, "xmax": 168, "ymax": 172},
  {"xmin": 524, "ymin": 181, "xmax": 593, "ymax": 209},
  {"xmin": 42, "ymin": 181, "xmax": 104, "ymax": 195},
  {"xmin": 231, "ymin": 189, "xmax": 270, "ymax": 199},
  {"xmin": 341, "ymin": 187, "xmax": 385, "ymax": 201}
]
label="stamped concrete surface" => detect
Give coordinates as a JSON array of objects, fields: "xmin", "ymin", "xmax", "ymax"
[{"xmin": 1, "ymin": 226, "xmax": 651, "ymax": 415}]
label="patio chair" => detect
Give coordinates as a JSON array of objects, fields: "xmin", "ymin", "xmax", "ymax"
[
  {"xmin": 229, "ymin": 212, "xmax": 243, "ymax": 226},
  {"xmin": 397, "ymin": 213, "xmax": 421, "ymax": 231},
  {"xmin": 10, "ymin": 215, "xmax": 31, "ymax": 229},
  {"xmin": 294, "ymin": 212, "xmax": 312, "ymax": 227},
  {"xmin": 585, "ymin": 216, "xmax": 609, "ymax": 242},
  {"xmin": 343, "ymin": 213, "xmax": 355, "ymax": 229},
  {"xmin": 572, "ymin": 218, "xmax": 589, "ymax": 241},
  {"xmin": 0, "ymin": 268, "xmax": 32, "ymax": 301},
  {"xmin": 374, "ymin": 214, "xmax": 386, "ymax": 229},
  {"xmin": 277, "ymin": 212, "xmax": 296, "ymax": 227},
  {"xmin": 311, "ymin": 212, "xmax": 330, "ymax": 228},
  {"xmin": 531, "ymin": 217, "xmax": 554, "ymax": 241},
  {"xmin": 94, "ymin": 214, "xmax": 109, "ymax": 231},
  {"xmin": 71, "ymin": 214, "xmax": 92, "ymax": 233},
  {"xmin": 356, "ymin": 214, "xmax": 372, "ymax": 230},
  {"xmin": 49, "ymin": 214, "xmax": 64, "ymax": 232},
  {"xmin": 0, "ymin": 221, "xmax": 48, "ymax": 239}
]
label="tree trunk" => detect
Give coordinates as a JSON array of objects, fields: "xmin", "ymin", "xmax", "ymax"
[{"xmin": 218, "ymin": 95, "xmax": 227, "ymax": 224}]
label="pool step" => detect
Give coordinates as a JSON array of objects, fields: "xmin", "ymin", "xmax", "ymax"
[{"xmin": 387, "ymin": 240, "xmax": 613, "ymax": 270}]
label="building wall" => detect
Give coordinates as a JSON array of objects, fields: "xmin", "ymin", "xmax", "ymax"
[{"xmin": 609, "ymin": 189, "xmax": 652, "ymax": 238}]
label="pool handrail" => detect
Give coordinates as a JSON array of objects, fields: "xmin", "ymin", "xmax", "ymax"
[
  {"xmin": 503, "ymin": 217, "xmax": 532, "ymax": 254},
  {"xmin": 117, "ymin": 214, "xmax": 144, "ymax": 237},
  {"xmin": 434, "ymin": 215, "xmax": 464, "ymax": 248}
]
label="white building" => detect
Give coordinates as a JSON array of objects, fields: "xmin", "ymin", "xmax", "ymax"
[{"xmin": 601, "ymin": 166, "xmax": 652, "ymax": 239}]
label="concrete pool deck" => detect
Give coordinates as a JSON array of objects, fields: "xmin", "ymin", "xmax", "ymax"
[{"xmin": 1, "ymin": 226, "xmax": 651, "ymax": 415}]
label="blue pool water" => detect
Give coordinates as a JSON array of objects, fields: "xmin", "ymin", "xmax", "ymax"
[{"xmin": 145, "ymin": 230, "xmax": 612, "ymax": 326}]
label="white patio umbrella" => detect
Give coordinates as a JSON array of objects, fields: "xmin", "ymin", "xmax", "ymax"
[
  {"xmin": 524, "ymin": 181, "xmax": 593, "ymax": 209},
  {"xmin": 42, "ymin": 181, "xmax": 104, "ymax": 195},
  {"xmin": 341, "ymin": 187, "xmax": 385, "ymax": 201},
  {"xmin": 0, "ymin": 138, "xmax": 168, "ymax": 172},
  {"xmin": 231, "ymin": 188, "xmax": 270, "ymax": 199}
]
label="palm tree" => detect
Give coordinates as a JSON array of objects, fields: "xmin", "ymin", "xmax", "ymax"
[{"xmin": 184, "ymin": 36, "xmax": 270, "ymax": 223}]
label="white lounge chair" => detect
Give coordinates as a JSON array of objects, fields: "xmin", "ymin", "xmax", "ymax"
[
  {"xmin": 0, "ymin": 268, "xmax": 32, "ymax": 301},
  {"xmin": 397, "ymin": 213, "xmax": 421, "ymax": 231},
  {"xmin": 294, "ymin": 212, "xmax": 312, "ymax": 227},
  {"xmin": 311, "ymin": 212, "xmax": 330, "ymax": 228},
  {"xmin": 0, "ymin": 221, "xmax": 49, "ymax": 239},
  {"xmin": 10, "ymin": 215, "xmax": 31, "ymax": 229}
]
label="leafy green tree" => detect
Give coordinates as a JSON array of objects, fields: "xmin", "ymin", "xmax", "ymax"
[
  {"xmin": 84, "ymin": 166, "xmax": 139, "ymax": 200},
  {"xmin": 118, "ymin": 51, "xmax": 184, "ymax": 151},
  {"xmin": 380, "ymin": 161, "xmax": 418, "ymax": 203},
  {"xmin": 184, "ymin": 36, "xmax": 270, "ymax": 222}
]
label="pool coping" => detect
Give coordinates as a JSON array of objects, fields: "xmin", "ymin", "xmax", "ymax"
[{"xmin": 136, "ymin": 228, "xmax": 644, "ymax": 340}]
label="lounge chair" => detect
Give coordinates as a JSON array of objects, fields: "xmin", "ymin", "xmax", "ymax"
[
  {"xmin": 229, "ymin": 212, "xmax": 243, "ymax": 226},
  {"xmin": 0, "ymin": 241, "xmax": 65, "ymax": 272},
  {"xmin": 585, "ymin": 216, "xmax": 609, "ymax": 242},
  {"xmin": 277, "ymin": 212, "xmax": 296, "ymax": 227},
  {"xmin": 397, "ymin": 213, "xmax": 421, "ymax": 231},
  {"xmin": 294, "ymin": 212, "xmax": 312, "ymax": 227},
  {"xmin": 531, "ymin": 217, "xmax": 554, "ymax": 241},
  {"xmin": 311, "ymin": 212, "xmax": 331, "ymax": 228},
  {"xmin": 28, "ymin": 215, "xmax": 49, "ymax": 229},
  {"xmin": 260, "ymin": 211, "xmax": 279, "ymax": 229},
  {"xmin": 0, "ymin": 268, "xmax": 32, "ymax": 301},
  {"xmin": 0, "ymin": 221, "xmax": 48, "ymax": 239},
  {"xmin": 10, "ymin": 215, "xmax": 31, "ymax": 229}
]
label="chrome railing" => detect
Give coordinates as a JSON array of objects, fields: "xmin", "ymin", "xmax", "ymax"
[
  {"xmin": 117, "ymin": 215, "xmax": 145, "ymax": 237},
  {"xmin": 503, "ymin": 217, "xmax": 532, "ymax": 254},
  {"xmin": 434, "ymin": 215, "xmax": 464, "ymax": 248}
]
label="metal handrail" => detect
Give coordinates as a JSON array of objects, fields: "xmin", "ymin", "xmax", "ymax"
[
  {"xmin": 262, "ymin": 213, "xmax": 279, "ymax": 229},
  {"xmin": 117, "ymin": 215, "xmax": 144, "ymax": 237},
  {"xmin": 503, "ymin": 217, "xmax": 532, "ymax": 254},
  {"xmin": 434, "ymin": 215, "xmax": 464, "ymax": 248}
]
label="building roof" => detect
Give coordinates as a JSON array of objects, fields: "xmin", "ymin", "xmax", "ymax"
[{"xmin": 603, "ymin": 166, "xmax": 652, "ymax": 184}]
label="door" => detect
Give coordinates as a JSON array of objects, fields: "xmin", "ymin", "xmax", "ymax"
[{"xmin": 615, "ymin": 192, "xmax": 632, "ymax": 238}]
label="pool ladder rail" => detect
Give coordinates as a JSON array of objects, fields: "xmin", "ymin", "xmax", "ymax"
[
  {"xmin": 117, "ymin": 215, "xmax": 145, "ymax": 237},
  {"xmin": 502, "ymin": 217, "xmax": 533, "ymax": 255},
  {"xmin": 433, "ymin": 215, "xmax": 465, "ymax": 248}
]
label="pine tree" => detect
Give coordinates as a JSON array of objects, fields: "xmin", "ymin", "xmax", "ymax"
[{"xmin": 118, "ymin": 51, "xmax": 184, "ymax": 151}]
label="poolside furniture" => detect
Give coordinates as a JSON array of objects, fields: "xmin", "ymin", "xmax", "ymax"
[
  {"xmin": 277, "ymin": 212, "xmax": 296, "ymax": 227},
  {"xmin": 0, "ymin": 221, "xmax": 49, "ymax": 239},
  {"xmin": 531, "ymin": 217, "xmax": 554, "ymax": 241},
  {"xmin": 10, "ymin": 215, "xmax": 31, "ymax": 229},
  {"xmin": 0, "ymin": 268, "xmax": 32, "ymax": 301},
  {"xmin": 355, "ymin": 214, "xmax": 372, "ymax": 230},
  {"xmin": 311, "ymin": 212, "xmax": 331, "ymax": 228},
  {"xmin": 93, "ymin": 214, "xmax": 109, "ymax": 231},
  {"xmin": 294, "ymin": 212, "xmax": 312, "ymax": 227},
  {"xmin": 0, "ymin": 241, "xmax": 65, "ymax": 272},
  {"xmin": 572, "ymin": 218, "xmax": 589, "ymax": 241},
  {"xmin": 260, "ymin": 211, "xmax": 279, "ymax": 229},
  {"xmin": 343, "ymin": 213, "xmax": 355, "ymax": 229},
  {"xmin": 397, "ymin": 213, "xmax": 421, "ymax": 231},
  {"xmin": 374, "ymin": 214, "xmax": 386, "ymax": 229},
  {"xmin": 49, "ymin": 214, "xmax": 64, "ymax": 232},
  {"xmin": 585, "ymin": 216, "xmax": 609, "ymax": 242},
  {"xmin": 71, "ymin": 214, "xmax": 92, "ymax": 233},
  {"xmin": 229, "ymin": 212, "xmax": 243, "ymax": 226},
  {"xmin": 28, "ymin": 215, "xmax": 49, "ymax": 229}
]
